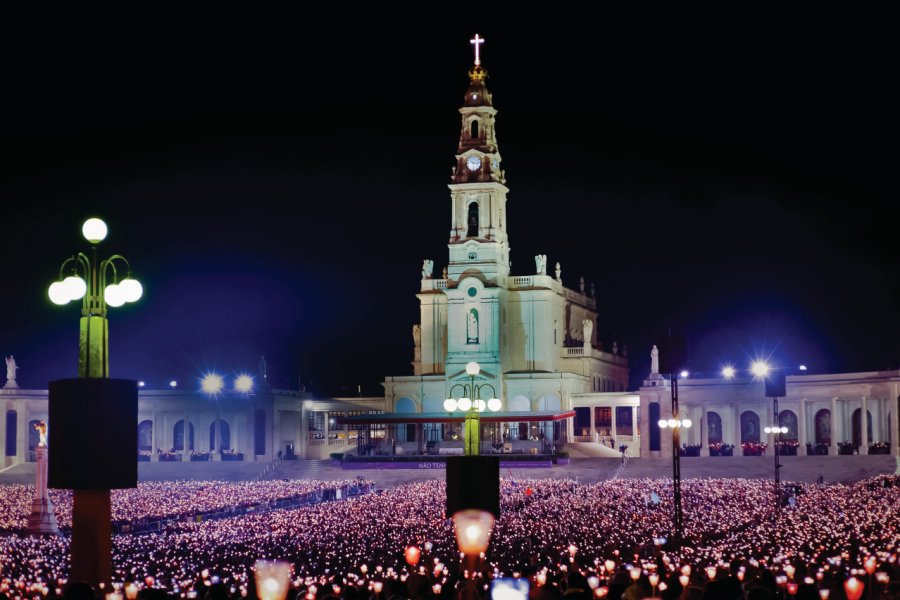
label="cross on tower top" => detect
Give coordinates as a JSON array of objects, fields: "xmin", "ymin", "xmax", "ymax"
[{"xmin": 470, "ymin": 34, "xmax": 485, "ymax": 66}]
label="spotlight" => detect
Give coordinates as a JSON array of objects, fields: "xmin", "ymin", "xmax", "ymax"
[
  {"xmin": 721, "ymin": 366, "xmax": 735, "ymax": 379},
  {"xmin": 201, "ymin": 373, "xmax": 224, "ymax": 395},
  {"xmin": 751, "ymin": 360, "xmax": 770, "ymax": 378}
]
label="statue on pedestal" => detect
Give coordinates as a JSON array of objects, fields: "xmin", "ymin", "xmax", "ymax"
[
  {"xmin": 4, "ymin": 356, "xmax": 18, "ymax": 388},
  {"xmin": 421, "ymin": 259, "xmax": 434, "ymax": 279},
  {"xmin": 651, "ymin": 345, "xmax": 659, "ymax": 374},
  {"xmin": 534, "ymin": 254, "xmax": 547, "ymax": 275},
  {"xmin": 582, "ymin": 319, "xmax": 593, "ymax": 346},
  {"xmin": 579, "ymin": 276, "xmax": 585, "ymax": 294},
  {"xmin": 412, "ymin": 324, "xmax": 421, "ymax": 349},
  {"xmin": 35, "ymin": 420, "xmax": 48, "ymax": 447},
  {"xmin": 555, "ymin": 262, "xmax": 561, "ymax": 282}
]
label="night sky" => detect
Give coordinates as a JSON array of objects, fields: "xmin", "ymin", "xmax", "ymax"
[{"xmin": 1, "ymin": 13, "xmax": 895, "ymax": 394}]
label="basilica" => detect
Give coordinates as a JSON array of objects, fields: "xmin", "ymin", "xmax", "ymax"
[{"xmin": 1, "ymin": 37, "xmax": 897, "ymax": 469}]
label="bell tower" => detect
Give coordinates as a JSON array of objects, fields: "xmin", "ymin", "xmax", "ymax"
[{"xmin": 447, "ymin": 34, "xmax": 510, "ymax": 283}]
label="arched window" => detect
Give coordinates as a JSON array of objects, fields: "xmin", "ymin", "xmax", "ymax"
[
  {"xmin": 851, "ymin": 408, "xmax": 873, "ymax": 447},
  {"xmin": 778, "ymin": 410, "xmax": 798, "ymax": 441},
  {"xmin": 138, "ymin": 420, "xmax": 153, "ymax": 451},
  {"xmin": 814, "ymin": 409, "xmax": 831, "ymax": 444},
  {"xmin": 707, "ymin": 411, "xmax": 723, "ymax": 444},
  {"xmin": 467, "ymin": 202, "xmax": 479, "ymax": 237},
  {"xmin": 209, "ymin": 420, "xmax": 231, "ymax": 451},
  {"xmin": 740, "ymin": 411, "xmax": 760, "ymax": 444},
  {"xmin": 174, "ymin": 420, "xmax": 194, "ymax": 451},
  {"xmin": 471, "ymin": 120, "xmax": 479, "ymax": 139}
]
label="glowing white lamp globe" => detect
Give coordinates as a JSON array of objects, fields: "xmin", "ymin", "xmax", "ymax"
[
  {"xmin": 658, "ymin": 419, "xmax": 668, "ymax": 429},
  {"xmin": 62, "ymin": 275, "xmax": 87, "ymax": 300},
  {"xmin": 82, "ymin": 218, "xmax": 108, "ymax": 243},
  {"xmin": 764, "ymin": 427, "xmax": 773, "ymax": 434},
  {"xmin": 465, "ymin": 361, "xmax": 480, "ymax": 376},
  {"xmin": 681, "ymin": 419, "xmax": 693, "ymax": 428},
  {"xmin": 781, "ymin": 426, "xmax": 789, "ymax": 434},
  {"xmin": 443, "ymin": 398, "xmax": 458, "ymax": 412},
  {"xmin": 721, "ymin": 366, "xmax": 736, "ymax": 379},
  {"xmin": 475, "ymin": 399, "xmax": 486, "ymax": 412},
  {"xmin": 667, "ymin": 418, "xmax": 678, "ymax": 428},
  {"xmin": 457, "ymin": 397, "xmax": 472, "ymax": 411},
  {"xmin": 104, "ymin": 283, "xmax": 126, "ymax": 307},
  {"xmin": 119, "ymin": 277, "xmax": 143, "ymax": 302},
  {"xmin": 48, "ymin": 281, "xmax": 70, "ymax": 305},
  {"xmin": 487, "ymin": 398, "xmax": 501, "ymax": 412}
]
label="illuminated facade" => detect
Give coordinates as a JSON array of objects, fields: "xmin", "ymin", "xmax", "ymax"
[{"xmin": 381, "ymin": 46, "xmax": 628, "ymax": 447}]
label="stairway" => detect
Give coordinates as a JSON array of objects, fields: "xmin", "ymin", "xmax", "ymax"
[{"xmin": 565, "ymin": 442, "xmax": 622, "ymax": 458}]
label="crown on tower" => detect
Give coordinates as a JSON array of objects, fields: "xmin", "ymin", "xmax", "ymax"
[{"xmin": 468, "ymin": 65, "xmax": 488, "ymax": 82}]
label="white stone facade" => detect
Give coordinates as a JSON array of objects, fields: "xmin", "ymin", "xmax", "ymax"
[{"xmin": 383, "ymin": 62, "xmax": 628, "ymax": 442}]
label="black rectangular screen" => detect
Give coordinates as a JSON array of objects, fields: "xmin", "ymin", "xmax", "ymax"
[
  {"xmin": 48, "ymin": 378, "xmax": 138, "ymax": 489},
  {"xmin": 446, "ymin": 455, "xmax": 500, "ymax": 518}
]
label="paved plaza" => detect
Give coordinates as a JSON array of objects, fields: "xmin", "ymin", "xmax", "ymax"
[{"xmin": 2, "ymin": 455, "xmax": 896, "ymax": 488}]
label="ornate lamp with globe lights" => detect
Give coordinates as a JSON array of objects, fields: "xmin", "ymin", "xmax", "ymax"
[
  {"xmin": 46, "ymin": 217, "xmax": 143, "ymax": 586},
  {"xmin": 48, "ymin": 217, "xmax": 143, "ymax": 378},
  {"xmin": 443, "ymin": 361, "xmax": 501, "ymax": 456}
]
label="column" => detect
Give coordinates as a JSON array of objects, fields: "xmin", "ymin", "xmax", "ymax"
[
  {"xmin": 181, "ymin": 412, "xmax": 190, "ymax": 461},
  {"xmin": 611, "ymin": 405, "xmax": 617, "ymax": 442},
  {"xmin": 830, "ymin": 397, "xmax": 838, "ymax": 454},
  {"xmin": 16, "ymin": 404, "xmax": 27, "ymax": 465},
  {"xmin": 733, "ymin": 405, "xmax": 740, "ymax": 450},
  {"xmin": 631, "ymin": 404, "xmax": 638, "ymax": 440},
  {"xmin": 589, "ymin": 403, "xmax": 596, "ymax": 442},
  {"xmin": 151, "ymin": 411, "xmax": 160, "ymax": 462},
  {"xmin": 300, "ymin": 404, "xmax": 309, "ymax": 459},
  {"xmin": 798, "ymin": 400, "xmax": 807, "ymax": 455},
  {"xmin": 860, "ymin": 395, "xmax": 868, "ymax": 454},
  {"xmin": 700, "ymin": 406, "xmax": 709, "ymax": 456}
]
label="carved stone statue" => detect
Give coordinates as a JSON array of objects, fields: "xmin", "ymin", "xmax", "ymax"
[
  {"xmin": 466, "ymin": 309, "xmax": 479, "ymax": 344},
  {"xmin": 612, "ymin": 341, "xmax": 619, "ymax": 355},
  {"xmin": 579, "ymin": 276, "xmax": 585, "ymax": 294},
  {"xmin": 555, "ymin": 262, "xmax": 561, "ymax": 282},
  {"xmin": 442, "ymin": 267, "xmax": 448, "ymax": 280},
  {"xmin": 534, "ymin": 254, "xmax": 547, "ymax": 275},
  {"xmin": 651, "ymin": 345, "xmax": 659, "ymax": 374},
  {"xmin": 34, "ymin": 420, "xmax": 48, "ymax": 447},
  {"xmin": 421, "ymin": 259, "xmax": 434, "ymax": 279},
  {"xmin": 590, "ymin": 282, "xmax": 596, "ymax": 298},
  {"xmin": 582, "ymin": 319, "xmax": 593, "ymax": 346},
  {"xmin": 412, "ymin": 324, "xmax": 421, "ymax": 348},
  {"xmin": 6, "ymin": 356, "xmax": 18, "ymax": 381},
  {"xmin": 4, "ymin": 356, "xmax": 18, "ymax": 388}
]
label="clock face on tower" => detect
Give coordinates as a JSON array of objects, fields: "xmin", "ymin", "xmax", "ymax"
[{"xmin": 466, "ymin": 155, "xmax": 482, "ymax": 171}]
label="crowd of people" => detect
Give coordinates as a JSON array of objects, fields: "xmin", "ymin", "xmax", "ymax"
[
  {"xmin": 0, "ymin": 475, "xmax": 898, "ymax": 599},
  {"xmin": 0, "ymin": 479, "xmax": 371, "ymax": 531}
]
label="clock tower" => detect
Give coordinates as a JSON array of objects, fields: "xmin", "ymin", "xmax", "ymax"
[{"xmin": 447, "ymin": 36, "xmax": 510, "ymax": 283}]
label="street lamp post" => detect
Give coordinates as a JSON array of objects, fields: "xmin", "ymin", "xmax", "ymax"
[
  {"xmin": 657, "ymin": 407, "xmax": 692, "ymax": 549},
  {"xmin": 48, "ymin": 217, "xmax": 142, "ymax": 586},
  {"xmin": 443, "ymin": 362, "xmax": 501, "ymax": 456}
]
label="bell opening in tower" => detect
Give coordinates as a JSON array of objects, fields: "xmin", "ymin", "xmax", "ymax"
[
  {"xmin": 467, "ymin": 202, "xmax": 479, "ymax": 237},
  {"xmin": 471, "ymin": 120, "xmax": 479, "ymax": 140}
]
